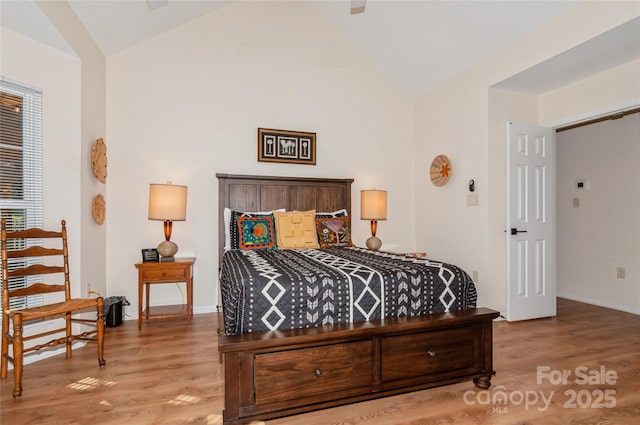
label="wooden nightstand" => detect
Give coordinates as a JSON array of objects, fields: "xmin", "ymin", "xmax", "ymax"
[{"xmin": 134, "ymin": 257, "xmax": 195, "ymax": 329}]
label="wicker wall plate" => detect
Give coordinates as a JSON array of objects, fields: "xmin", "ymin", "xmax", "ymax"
[
  {"xmin": 91, "ymin": 138, "xmax": 107, "ymax": 183},
  {"xmin": 429, "ymin": 154, "xmax": 452, "ymax": 186},
  {"xmin": 91, "ymin": 194, "xmax": 105, "ymax": 225}
]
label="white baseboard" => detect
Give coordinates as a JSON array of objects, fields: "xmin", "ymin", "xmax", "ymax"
[
  {"xmin": 121, "ymin": 305, "xmax": 220, "ymax": 322},
  {"xmin": 194, "ymin": 305, "xmax": 220, "ymax": 315},
  {"xmin": 557, "ymin": 292, "xmax": 640, "ymax": 315}
]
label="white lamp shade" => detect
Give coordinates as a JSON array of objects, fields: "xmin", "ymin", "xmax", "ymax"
[
  {"xmin": 360, "ymin": 189, "xmax": 387, "ymax": 220},
  {"xmin": 148, "ymin": 183, "xmax": 188, "ymax": 221}
]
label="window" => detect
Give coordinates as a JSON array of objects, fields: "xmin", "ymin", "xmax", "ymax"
[{"xmin": 1, "ymin": 78, "xmax": 43, "ymax": 312}]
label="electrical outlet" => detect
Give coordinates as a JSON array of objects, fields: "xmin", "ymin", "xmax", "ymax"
[
  {"xmin": 617, "ymin": 267, "xmax": 625, "ymax": 279},
  {"xmin": 472, "ymin": 271, "xmax": 479, "ymax": 282}
]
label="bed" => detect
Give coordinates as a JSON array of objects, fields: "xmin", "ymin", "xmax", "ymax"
[
  {"xmin": 220, "ymin": 247, "xmax": 479, "ymax": 336},
  {"xmin": 216, "ymin": 173, "xmax": 499, "ymax": 425}
]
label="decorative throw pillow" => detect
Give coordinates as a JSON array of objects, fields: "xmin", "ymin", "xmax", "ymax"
[
  {"xmin": 237, "ymin": 216, "xmax": 276, "ymax": 250},
  {"xmin": 315, "ymin": 216, "xmax": 353, "ymax": 248},
  {"xmin": 226, "ymin": 208, "xmax": 284, "ymax": 250},
  {"xmin": 274, "ymin": 210, "xmax": 320, "ymax": 249},
  {"xmin": 315, "ymin": 208, "xmax": 348, "ymax": 219}
]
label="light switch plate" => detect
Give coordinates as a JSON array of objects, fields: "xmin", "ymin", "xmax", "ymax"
[{"xmin": 467, "ymin": 194, "xmax": 479, "ymax": 206}]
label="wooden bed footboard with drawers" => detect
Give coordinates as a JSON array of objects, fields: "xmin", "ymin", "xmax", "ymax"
[{"xmin": 218, "ymin": 307, "xmax": 498, "ymax": 424}]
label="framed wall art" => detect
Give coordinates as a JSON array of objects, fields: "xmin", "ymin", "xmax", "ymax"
[{"xmin": 258, "ymin": 128, "xmax": 316, "ymax": 165}]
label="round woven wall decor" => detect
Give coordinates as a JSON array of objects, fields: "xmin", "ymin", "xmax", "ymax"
[
  {"xmin": 429, "ymin": 154, "xmax": 452, "ymax": 186},
  {"xmin": 91, "ymin": 138, "xmax": 107, "ymax": 183},
  {"xmin": 91, "ymin": 194, "xmax": 106, "ymax": 225}
]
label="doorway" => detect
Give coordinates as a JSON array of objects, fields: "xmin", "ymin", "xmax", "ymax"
[{"xmin": 554, "ymin": 110, "xmax": 640, "ymax": 314}]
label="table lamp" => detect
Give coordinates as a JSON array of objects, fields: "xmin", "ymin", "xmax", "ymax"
[
  {"xmin": 148, "ymin": 182, "xmax": 187, "ymax": 260},
  {"xmin": 361, "ymin": 189, "xmax": 387, "ymax": 250}
]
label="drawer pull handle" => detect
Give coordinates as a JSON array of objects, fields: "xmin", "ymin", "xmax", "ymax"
[
  {"xmin": 314, "ymin": 368, "xmax": 323, "ymax": 378},
  {"xmin": 162, "ymin": 272, "xmax": 167, "ymax": 276},
  {"xmin": 427, "ymin": 350, "xmax": 436, "ymax": 358}
]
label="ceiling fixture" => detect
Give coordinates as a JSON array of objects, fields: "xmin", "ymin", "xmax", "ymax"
[{"xmin": 351, "ymin": 0, "xmax": 366, "ymax": 15}]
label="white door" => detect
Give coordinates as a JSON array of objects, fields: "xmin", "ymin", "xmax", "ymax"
[{"xmin": 506, "ymin": 122, "xmax": 556, "ymax": 321}]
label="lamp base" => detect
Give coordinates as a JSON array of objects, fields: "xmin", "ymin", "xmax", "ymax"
[
  {"xmin": 365, "ymin": 236, "xmax": 382, "ymax": 251},
  {"xmin": 157, "ymin": 240, "xmax": 178, "ymax": 258}
]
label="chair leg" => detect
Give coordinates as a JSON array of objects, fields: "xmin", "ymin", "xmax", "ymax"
[
  {"xmin": 65, "ymin": 311, "xmax": 73, "ymax": 358},
  {"xmin": 1, "ymin": 313, "xmax": 8, "ymax": 379},
  {"xmin": 12, "ymin": 313, "xmax": 23, "ymax": 397},
  {"xmin": 97, "ymin": 297, "xmax": 106, "ymax": 367}
]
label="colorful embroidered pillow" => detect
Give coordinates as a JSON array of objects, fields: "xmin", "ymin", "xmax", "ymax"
[
  {"xmin": 237, "ymin": 216, "xmax": 276, "ymax": 250},
  {"xmin": 315, "ymin": 216, "xmax": 353, "ymax": 248},
  {"xmin": 225, "ymin": 208, "xmax": 284, "ymax": 250},
  {"xmin": 274, "ymin": 210, "xmax": 320, "ymax": 249}
]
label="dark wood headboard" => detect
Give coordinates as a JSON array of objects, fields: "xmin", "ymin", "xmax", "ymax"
[{"xmin": 216, "ymin": 173, "xmax": 354, "ymax": 263}]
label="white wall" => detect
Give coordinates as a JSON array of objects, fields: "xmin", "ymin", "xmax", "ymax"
[
  {"xmin": 416, "ymin": 3, "xmax": 640, "ymax": 314},
  {"xmin": 541, "ymin": 59, "xmax": 640, "ymax": 127},
  {"xmin": 556, "ymin": 113, "xmax": 640, "ymax": 314},
  {"xmin": 106, "ymin": 1, "xmax": 415, "ymax": 313},
  {"xmin": 1, "ymin": 28, "xmax": 83, "ymax": 292},
  {"xmin": 36, "ymin": 0, "xmax": 108, "ymax": 303}
]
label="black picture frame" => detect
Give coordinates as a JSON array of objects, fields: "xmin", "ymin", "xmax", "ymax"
[
  {"xmin": 258, "ymin": 128, "xmax": 316, "ymax": 165},
  {"xmin": 141, "ymin": 248, "xmax": 159, "ymax": 263}
]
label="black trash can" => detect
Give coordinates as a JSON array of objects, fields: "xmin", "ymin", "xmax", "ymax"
[{"xmin": 104, "ymin": 296, "xmax": 129, "ymax": 327}]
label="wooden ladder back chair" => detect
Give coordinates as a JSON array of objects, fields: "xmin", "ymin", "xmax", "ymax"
[{"xmin": 0, "ymin": 219, "xmax": 105, "ymax": 397}]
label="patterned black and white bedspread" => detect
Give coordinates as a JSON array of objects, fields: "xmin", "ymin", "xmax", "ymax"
[{"xmin": 220, "ymin": 247, "xmax": 477, "ymax": 335}]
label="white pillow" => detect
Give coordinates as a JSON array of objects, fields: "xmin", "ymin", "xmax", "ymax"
[
  {"xmin": 223, "ymin": 207, "xmax": 232, "ymax": 251},
  {"xmin": 315, "ymin": 208, "xmax": 348, "ymax": 218}
]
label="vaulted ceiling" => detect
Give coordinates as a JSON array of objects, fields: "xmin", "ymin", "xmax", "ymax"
[{"xmin": 2, "ymin": 1, "xmax": 639, "ymax": 96}]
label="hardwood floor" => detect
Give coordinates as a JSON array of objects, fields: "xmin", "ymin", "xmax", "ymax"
[{"xmin": 2, "ymin": 298, "xmax": 639, "ymax": 425}]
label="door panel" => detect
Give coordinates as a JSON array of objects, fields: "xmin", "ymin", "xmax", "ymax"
[{"xmin": 507, "ymin": 122, "xmax": 556, "ymax": 321}]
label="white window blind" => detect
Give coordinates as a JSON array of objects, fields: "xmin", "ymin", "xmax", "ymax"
[{"xmin": 0, "ymin": 77, "xmax": 44, "ymax": 313}]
